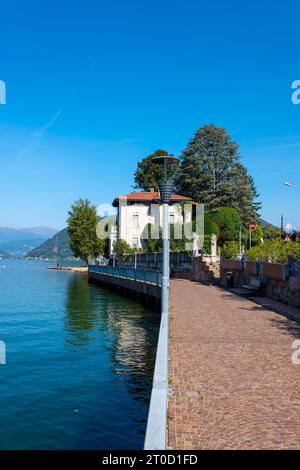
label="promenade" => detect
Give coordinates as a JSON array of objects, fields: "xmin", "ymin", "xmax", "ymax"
[{"xmin": 168, "ymin": 279, "xmax": 300, "ymax": 449}]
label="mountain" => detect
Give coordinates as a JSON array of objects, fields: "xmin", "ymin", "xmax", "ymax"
[
  {"xmin": 25, "ymin": 228, "xmax": 75, "ymax": 259},
  {"xmin": 0, "ymin": 239, "xmax": 47, "ymax": 257},
  {"xmin": 18, "ymin": 226, "xmax": 58, "ymax": 238},
  {"xmin": 0, "ymin": 226, "xmax": 59, "ymax": 257},
  {"xmin": 0, "ymin": 226, "xmax": 58, "ymax": 243},
  {"xmin": 258, "ymin": 218, "xmax": 277, "ymax": 229},
  {"xmin": 0, "ymin": 249, "xmax": 11, "ymax": 259}
]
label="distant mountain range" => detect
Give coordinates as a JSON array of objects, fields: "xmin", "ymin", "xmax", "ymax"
[
  {"xmin": 258, "ymin": 218, "xmax": 276, "ymax": 229},
  {"xmin": 0, "ymin": 249, "xmax": 12, "ymax": 259},
  {"xmin": 25, "ymin": 228, "xmax": 75, "ymax": 259},
  {"xmin": 0, "ymin": 226, "xmax": 59, "ymax": 257}
]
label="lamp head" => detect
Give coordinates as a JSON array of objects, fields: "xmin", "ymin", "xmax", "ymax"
[{"xmin": 152, "ymin": 154, "xmax": 179, "ymax": 165}]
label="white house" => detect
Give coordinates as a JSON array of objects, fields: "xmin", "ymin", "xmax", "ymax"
[{"xmin": 109, "ymin": 191, "xmax": 199, "ymax": 254}]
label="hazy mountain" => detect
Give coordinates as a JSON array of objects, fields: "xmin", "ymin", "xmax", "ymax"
[
  {"xmin": 26, "ymin": 228, "xmax": 75, "ymax": 259},
  {"xmin": 0, "ymin": 239, "xmax": 47, "ymax": 257},
  {"xmin": 0, "ymin": 226, "xmax": 59, "ymax": 257},
  {"xmin": 0, "ymin": 226, "xmax": 58, "ymax": 243},
  {"xmin": 0, "ymin": 249, "xmax": 11, "ymax": 259},
  {"xmin": 258, "ymin": 218, "xmax": 277, "ymax": 229},
  {"xmin": 18, "ymin": 226, "xmax": 58, "ymax": 238}
]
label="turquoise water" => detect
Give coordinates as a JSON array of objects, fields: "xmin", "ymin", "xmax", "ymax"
[{"xmin": 0, "ymin": 260, "xmax": 160, "ymax": 449}]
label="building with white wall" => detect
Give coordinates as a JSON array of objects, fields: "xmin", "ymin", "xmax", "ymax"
[{"xmin": 109, "ymin": 191, "xmax": 198, "ymax": 254}]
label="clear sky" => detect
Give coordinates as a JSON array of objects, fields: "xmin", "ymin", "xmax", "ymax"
[{"xmin": 1, "ymin": 0, "xmax": 300, "ymax": 230}]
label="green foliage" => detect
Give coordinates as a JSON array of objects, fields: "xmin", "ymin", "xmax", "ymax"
[
  {"xmin": 113, "ymin": 239, "xmax": 134, "ymax": 256},
  {"xmin": 209, "ymin": 207, "xmax": 241, "ymax": 245},
  {"xmin": 134, "ymin": 149, "xmax": 168, "ymax": 192},
  {"xmin": 203, "ymin": 213, "xmax": 220, "ymax": 253},
  {"xmin": 67, "ymin": 198, "xmax": 104, "ymax": 264},
  {"xmin": 221, "ymin": 241, "xmax": 239, "ymax": 259},
  {"xmin": 170, "ymin": 223, "xmax": 189, "ymax": 252},
  {"xmin": 142, "ymin": 223, "xmax": 162, "ymax": 252},
  {"xmin": 263, "ymin": 224, "xmax": 282, "ymax": 240},
  {"xmin": 204, "ymin": 213, "xmax": 220, "ymax": 237},
  {"xmin": 249, "ymin": 224, "xmax": 263, "ymax": 247},
  {"xmin": 176, "ymin": 124, "xmax": 261, "ymax": 220},
  {"xmin": 142, "ymin": 222, "xmax": 191, "ymax": 253},
  {"xmin": 247, "ymin": 240, "xmax": 300, "ymax": 263}
]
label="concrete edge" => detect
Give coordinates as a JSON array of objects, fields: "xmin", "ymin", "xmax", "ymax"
[{"xmin": 144, "ymin": 310, "xmax": 169, "ymax": 450}]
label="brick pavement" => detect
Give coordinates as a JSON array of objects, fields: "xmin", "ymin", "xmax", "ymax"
[{"xmin": 168, "ymin": 279, "xmax": 300, "ymax": 449}]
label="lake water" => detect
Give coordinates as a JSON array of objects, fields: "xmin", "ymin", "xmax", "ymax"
[{"xmin": 0, "ymin": 259, "xmax": 160, "ymax": 449}]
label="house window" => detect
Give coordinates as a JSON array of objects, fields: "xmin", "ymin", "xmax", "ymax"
[
  {"xmin": 169, "ymin": 213, "xmax": 175, "ymax": 224},
  {"xmin": 132, "ymin": 214, "xmax": 139, "ymax": 228},
  {"xmin": 132, "ymin": 237, "xmax": 139, "ymax": 249}
]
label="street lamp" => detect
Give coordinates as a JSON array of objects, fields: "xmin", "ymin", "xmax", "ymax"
[{"xmin": 152, "ymin": 154, "xmax": 179, "ymax": 320}]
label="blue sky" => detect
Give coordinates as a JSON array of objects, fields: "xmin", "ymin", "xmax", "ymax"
[{"xmin": 1, "ymin": 0, "xmax": 300, "ymax": 230}]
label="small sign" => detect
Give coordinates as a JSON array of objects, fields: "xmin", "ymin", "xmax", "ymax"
[{"xmin": 248, "ymin": 221, "xmax": 257, "ymax": 232}]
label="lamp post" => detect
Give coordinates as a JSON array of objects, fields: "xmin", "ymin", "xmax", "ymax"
[
  {"xmin": 152, "ymin": 155, "xmax": 179, "ymax": 320},
  {"xmin": 239, "ymin": 224, "xmax": 242, "ymax": 258},
  {"xmin": 144, "ymin": 154, "xmax": 178, "ymax": 449}
]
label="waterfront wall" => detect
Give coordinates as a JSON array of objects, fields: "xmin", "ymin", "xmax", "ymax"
[
  {"xmin": 88, "ymin": 265, "xmax": 162, "ymax": 304},
  {"xmin": 88, "ymin": 264, "xmax": 167, "ymax": 449}
]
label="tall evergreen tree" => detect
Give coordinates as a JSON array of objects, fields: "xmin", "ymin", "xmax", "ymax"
[
  {"xmin": 176, "ymin": 124, "xmax": 261, "ymax": 221},
  {"xmin": 134, "ymin": 149, "xmax": 168, "ymax": 192}
]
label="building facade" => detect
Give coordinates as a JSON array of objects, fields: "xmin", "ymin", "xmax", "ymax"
[{"xmin": 109, "ymin": 191, "xmax": 198, "ymax": 254}]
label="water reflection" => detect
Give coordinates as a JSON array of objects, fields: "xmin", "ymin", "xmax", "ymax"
[{"xmin": 64, "ymin": 273, "xmax": 160, "ymax": 404}]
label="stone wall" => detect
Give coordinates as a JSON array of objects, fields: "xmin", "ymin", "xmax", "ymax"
[{"xmin": 220, "ymin": 258, "xmax": 300, "ymax": 308}]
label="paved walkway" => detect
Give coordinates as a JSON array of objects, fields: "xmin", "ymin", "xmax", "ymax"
[{"xmin": 168, "ymin": 279, "xmax": 300, "ymax": 449}]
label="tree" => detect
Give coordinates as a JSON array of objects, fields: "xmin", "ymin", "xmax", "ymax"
[
  {"xmin": 67, "ymin": 198, "xmax": 104, "ymax": 264},
  {"xmin": 134, "ymin": 149, "xmax": 168, "ymax": 192},
  {"xmin": 263, "ymin": 224, "xmax": 282, "ymax": 240},
  {"xmin": 221, "ymin": 241, "xmax": 239, "ymax": 259},
  {"xmin": 142, "ymin": 222, "xmax": 190, "ymax": 253},
  {"xmin": 203, "ymin": 213, "xmax": 220, "ymax": 253},
  {"xmin": 176, "ymin": 124, "xmax": 261, "ymax": 220},
  {"xmin": 142, "ymin": 224, "xmax": 162, "ymax": 252},
  {"xmin": 113, "ymin": 239, "xmax": 134, "ymax": 257},
  {"xmin": 209, "ymin": 207, "xmax": 241, "ymax": 245}
]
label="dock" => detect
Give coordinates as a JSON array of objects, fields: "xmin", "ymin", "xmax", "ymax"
[{"xmin": 48, "ymin": 266, "xmax": 88, "ymax": 272}]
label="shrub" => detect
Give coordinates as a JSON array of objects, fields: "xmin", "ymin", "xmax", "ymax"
[
  {"xmin": 247, "ymin": 239, "xmax": 300, "ymax": 263},
  {"xmin": 113, "ymin": 239, "xmax": 134, "ymax": 257},
  {"xmin": 210, "ymin": 207, "xmax": 241, "ymax": 245},
  {"xmin": 221, "ymin": 240, "xmax": 239, "ymax": 259}
]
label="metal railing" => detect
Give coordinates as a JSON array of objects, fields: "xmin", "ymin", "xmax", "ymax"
[
  {"xmin": 89, "ymin": 265, "xmax": 162, "ymax": 287},
  {"xmin": 110, "ymin": 251, "xmax": 193, "ymax": 270}
]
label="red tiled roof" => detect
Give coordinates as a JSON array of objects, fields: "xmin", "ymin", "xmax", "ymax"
[{"xmin": 112, "ymin": 191, "xmax": 198, "ymax": 206}]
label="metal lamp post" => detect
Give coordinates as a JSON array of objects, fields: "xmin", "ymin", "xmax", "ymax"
[
  {"xmin": 153, "ymin": 155, "xmax": 179, "ymax": 320},
  {"xmin": 143, "ymin": 154, "xmax": 178, "ymax": 450}
]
